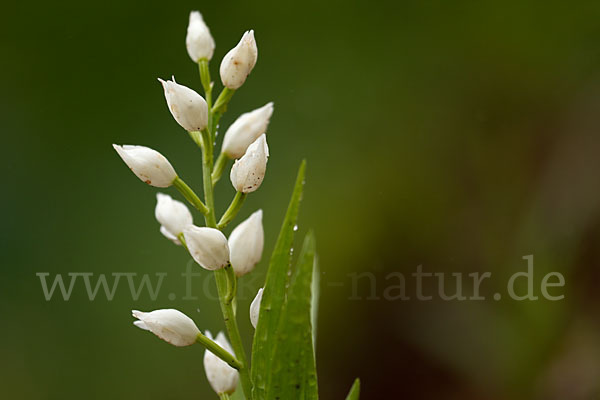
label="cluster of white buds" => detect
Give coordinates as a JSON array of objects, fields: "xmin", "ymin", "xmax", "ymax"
[
  {"xmin": 182, "ymin": 212, "xmax": 265, "ymax": 275},
  {"xmin": 117, "ymin": 9, "xmax": 278, "ymax": 399},
  {"xmin": 204, "ymin": 331, "xmax": 239, "ymax": 394}
]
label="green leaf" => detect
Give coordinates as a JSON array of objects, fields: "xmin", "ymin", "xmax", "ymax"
[
  {"xmin": 311, "ymin": 255, "xmax": 320, "ymax": 352},
  {"xmin": 251, "ymin": 160, "xmax": 306, "ymax": 400},
  {"xmin": 267, "ymin": 232, "xmax": 318, "ymax": 400},
  {"xmin": 345, "ymin": 379, "xmax": 361, "ymax": 400}
]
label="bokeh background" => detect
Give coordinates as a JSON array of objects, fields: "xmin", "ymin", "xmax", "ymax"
[{"xmin": 2, "ymin": 0, "xmax": 600, "ymax": 398}]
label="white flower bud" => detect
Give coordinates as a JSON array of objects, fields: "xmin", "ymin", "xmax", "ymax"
[
  {"xmin": 186, "ymin": 11, "xmax": 215, "ymax": 62},
  {"xmin": 113, "ymin": 144, "xmax": 177, "ymax": 188},
  {"xmin": 221, "ymin": 102, "xmax": 274, "ymax": 159},
  {"xmin": 229, "ymin": 210, "xmax": 264, "ymax": 276},
  {"xmin": 204, "ymin": 331, "xmax": 239, "ymax": 394},
  {"xmin": 230, "ymin": 134, "xmax": 269, "ymax": 193},
  {"xmin": 250, "ymin": 288, "xmax": 263, "ymax": 329},
  {"xmin": 183, "ymin": 226, "xmax": 230, "ymax": 270},
  {"xmin": 132, "ymin": 309, "xmax": 199, "ymax": 347},
  {"xmin": 219, "ymin": 30, "xmax": 258, "ymax": 89},
  {"xmin": 155, "ymin": 193, "xmax": 193, "ymax": 245},
  {"xmin": 158, "ymin": 77, "xmax": 208, "ymax": 132}
]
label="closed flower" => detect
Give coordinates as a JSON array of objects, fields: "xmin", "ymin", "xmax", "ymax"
[
  {"xmin": 230, "ymin": 134, "xmax": 269, "ymax": 193},
  {"xmin": 249, "ymin": 288, "xmax": 263, "ymax": 329},
  {"xmin": 184, "ymin": 226, "xmax": 230, "ymax": 270},
  {"xmin": 229, "ymin": 210, "xmax": 264, "ymax": 276},
  {"xmin": 159, "ymin": 76, "xmax": 208, "ymax": 132},
  {"xmin": 222, "ymin": 102, "xmax": 274, "ymax": 159},
  {"xmin": 220, "ymin": 30, "xmax": 258, "ymax": 89},
  {"xmin": 113, "ymin": 144, "xmax": 177, "ymax": 188},
  {"xmin": 186, "ymin": 11, "xmax": 215, "ymax": 62},
  {"xmin": 132, "ymin": 309, "xmax": 200, "ymax": 347},
  {"xmin": 155, "ymin": 193, "xmax": 193, "ymax": 245},
  {"xmin": 204, "ymin": 331, "xmax": 239, "ymax": 394}
]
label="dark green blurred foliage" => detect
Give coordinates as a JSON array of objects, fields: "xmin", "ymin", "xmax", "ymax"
[{"xmin": 2, "ymin": 0, "xmax": 600, "ymax": 399}]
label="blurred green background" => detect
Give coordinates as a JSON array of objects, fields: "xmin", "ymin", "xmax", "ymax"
[{"xmin": 3, "ymin": 0, "xmax": 600, "ymax": 398}]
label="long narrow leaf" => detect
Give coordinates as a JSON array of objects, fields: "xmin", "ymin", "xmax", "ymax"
[
  {"xmin": 345, "ymin": 379, "xmax": 361, "ymax": 400},
  {"xmin": 267, "ymin": 232, "xmax": 318, "ymax": 400},
  {"xmin": 311, "ymin": 255, "xmax": 320, "ymax": 352},
  {"xmin": 251, "ymin": 160, "xmax": 306, "ymax": 399}
]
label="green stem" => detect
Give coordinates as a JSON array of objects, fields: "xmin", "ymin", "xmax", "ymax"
[
  {"xmin": 197, "ymin": 70, "xmax": 252, "ymax": 400},
  {"xmin": 225, "ymin": 264, "xmax": 237, "ymax": 303},
  {"xmin": 218, "ymin": 393, "xmax": 231, "ymax": 400},
  {"xmin": 210, "ymin": 87, "xmax": 234, "ymax": 143},
  {"xmin": 217, "ymin": 192, "xmax": 247, "ymax": 230},
  {"xmin": 212, "ymin": 152, "xmax": 230, "ymax": 185},
  {"xmin": 212, "ymin": 87, "xmax": 235, "ymax": 115},
  {"xmin": 215, "ymin": 269, "xmax": 253, "ymax": 399},
  {"xmin": 188, "ymin": 130, "xmax": 203, "ymax": 149},
  {"xmin": 196, "ymin": 332, "xmax": 242, "ymax": 370},
  {"xmin": 200, "ymin": 129, "xmax": 217, "ymax": 227},
  {"xmin": 198, "ymin": 59, "xmax": 214, "ymax": 142},
  {"xmin": 177, "ymin": 233, "xmax": 188, "ymax": 250},
  {"xmin": 172, "ymin": 177, "xmax": 209, "ymax": 215}
]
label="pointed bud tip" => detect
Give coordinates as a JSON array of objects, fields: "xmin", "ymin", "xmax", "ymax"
[{"xmin": 253, "ymin": 209, "xmax": 263, "ymax": 220}]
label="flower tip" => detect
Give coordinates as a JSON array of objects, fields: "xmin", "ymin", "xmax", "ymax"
[
  {"xmin": 189, "ymin": 10, "xmax": 201, "ymax": 20},
  {"xmin": 112, "ymin": 144, "xmax": 125, "ymax": 157},
  {"xmin": 257, "ymin": 134, "xmax": 269, "ymax": 155},
  {"xmin": 156, "ymin": 192, "xmax": 166, "ymax": 200},
  {"xmin": 133, "ymin": 320, "xmax": 150, "ymax": 331}
]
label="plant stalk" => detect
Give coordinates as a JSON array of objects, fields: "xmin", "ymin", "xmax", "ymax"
[
  {"xmin": 212, "ymin": 152, "xmax": 229, "ymax": 185},
  {"xmin": 197, "ymin": 75, "xmax": 252, "ymax": 398},
  {"xmin": 214, "ymin": 268, "xmax": 253, "ymax": 398},
  {"xmin": 172, "ymin": 177, "xmax": 209, "ymax": 215},
  {"xmin": 196, "ymin": 332, "xmax": 242, "ymax": 370},
  {"xmin": 218, "ymin": 191, "xmax": 247, "ymax": 229}
]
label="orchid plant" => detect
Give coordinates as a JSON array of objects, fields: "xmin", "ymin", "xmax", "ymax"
[{"xmin": 113, "ymin": 11, "xmax": 360, "ymax": 400}]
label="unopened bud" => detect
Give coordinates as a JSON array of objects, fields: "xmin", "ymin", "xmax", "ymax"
[
  {"xmin": 220, "ymin": 30, "xmax": 258, "ymax": 89},
  {"xmin": 230, "ymin": 134, "xmax": 269, "ymax": 193},
  {"xmin": 183, "ymin": 226, "xmax": 230, "ymax": 270},
  {"xmin": 229, "ymin": 210, "xmax": 264, "ymax": 276},
  {"xmin": 186, "ymin": 11, "xmax": 215, "ymax": 62},
  {"xmin": 113, "ymin": 144, "xmax": 177, "ymax": 187},
  {"xmin": 158, "ymin": 77, "xmax": 208, "ymax": 132},
  {"xmin": 132, "ymin": 309, "xmax": 200, "ymax": 347},
  {"xmin": 250, "ymin": 288, "xmax": 263, "ymax": 329},
  {"xmin": 222, "ymin": 102, "xmax": 273, "ymax": 159},
  {"xmin": 155, "ymin": 193, "xmax": 193, "ymax": 245},
  {"xmin": 203, "ymin": 331, "xmax": 239, "ymax": 394}
]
